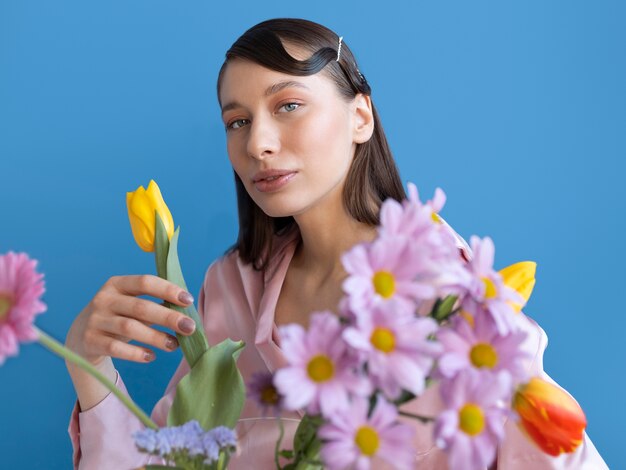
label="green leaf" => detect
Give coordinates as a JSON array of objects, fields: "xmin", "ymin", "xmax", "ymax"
[
  {"xmin": 154, "ymin": 212, "xmax": 170, "ymax": 279},
  {"xmin": 431, "ymin": 294, "xmax": 458, "ymax": 322},
  {"xmin": 293, "ymin": 414, "xmax": 322, "ymax": 456},
  {"xmin": 167, "ymin": 338, "xmax": 246, "ymax": 430},
  {"xmin": 290, "ymin": 415, "xmax": 324, "ymax": 470},
  {"xmin": 163, "ymin": 224, "xmax": 209, "ymax": 367},
  {"xmin": 165, "ymin": 226, "xmax": 188, "ymax": 292}
]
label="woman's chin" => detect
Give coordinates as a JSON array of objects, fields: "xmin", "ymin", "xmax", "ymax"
[{"xmin": 260, "ymin": 206, "xmax": 298, "ymax": 218}]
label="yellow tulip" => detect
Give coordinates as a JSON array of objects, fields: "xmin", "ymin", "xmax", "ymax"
[
  {"xmin": 513, "ymin": 377, "xmax": 587, "ymax": 456},
  {"xmin": 126, "ymin": 180, "xmax": 174, "ymax": 252},
  {"xmin": 499, "ymin": 261, "xmax": 536, "ymax": 313}
]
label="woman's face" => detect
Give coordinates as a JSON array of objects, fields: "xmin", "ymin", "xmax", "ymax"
[{"xmin": 219, "ymin": 48, "xmax": 372, "ymax": 219}]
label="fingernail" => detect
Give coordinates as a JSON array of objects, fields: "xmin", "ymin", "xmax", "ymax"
[
  {"xmin": 165, "ymin": 336, "xmax": 179, "ymax": 351},
  {"xmin": 178, "ymin": 291, "xmax": 194, "ymax": 305},
  {"xmin": 144, "ymin": 351, "xmax": 155, "ymax": 362},
  {"xmin": 179, "ymin": 317, "xmax": 196, "ymax": 334}
]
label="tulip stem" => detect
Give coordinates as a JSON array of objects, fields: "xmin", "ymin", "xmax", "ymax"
[{"xmin": 34, "ymin": 327, "xmax": 158, "ymax": 430}]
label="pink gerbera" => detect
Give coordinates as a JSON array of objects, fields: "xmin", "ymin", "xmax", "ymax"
[
  {"xmin": 343, "ymin": 303, "xmax": 442, "ymax": 400},
  {"xmin": 459, "ymin": 236, "xmax": 524, "ymax": 335},
  {"xmin": 434, "ymin": 369, "xmax": 511, "ymax": 470},
  {"xmin": 437, "ymin": 309, "xmax": 531, "ymax": 384},
  {"xmin": 341, "ymin": 235, "xmax": 437, "ymax": 316},
  {"xmin": 0, "ymin": 252, "xmax": 46, "ymax": 364},
  {"xmin": 273, "ymin": 311, "xmax": 370, "ymax": 418},
  {"xmin": 318, "ymin": 396, "xmax": 415, "ymax": 470}
]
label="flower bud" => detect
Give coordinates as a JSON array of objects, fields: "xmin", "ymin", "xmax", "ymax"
[
  {"xmin": 126, "ymin": 180, "xmax": 174, "ymax": 252},
  {"xmin": 513, "ymin": 377, "xmax": 587, "ymax": 456}
]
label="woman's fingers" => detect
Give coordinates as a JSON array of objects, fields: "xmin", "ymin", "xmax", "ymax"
[
  {"xmin": 98, "ymin": 315, "xmax": 179, "ymax": 354},
  {"xmin": 69, "ymin": 274, "xmax": 198, "ymax": 367},
  {"xmin": 109, "ymin": 295, "xmax": 197, "ymax": 336},
  {"xmin": 87, "ymin": 331, "xmax": 161, "ymax": 363},
  {"xmin": 108, "ymin": 274, "xmax": 195, "ymax": 308}
]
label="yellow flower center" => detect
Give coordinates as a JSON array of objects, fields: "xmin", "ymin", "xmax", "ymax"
[
  {"xmin": 370, "ymin": 327, "xmax": 396, "ymax": 353},
  {"xmin": 260, "ymin": 385, "xmax": 280, "ymax": 406},
  {"xmin": 0, "ymin": 294, "xmax": 13, "ymax": 323},
  {"xmin": 354, "ymin": 425, "xmax": 380, "ymax": 456},
  {"xmin": 470, "ymin": 343, "xmax": 498, "ymax": 369},
  {"xmin": 372, "ymin": 271, "xmax": 396, "ymax": 299},
  {"xmin": 306, "ymin": 355, "xmax": 334, "ymax": 382},
  {"xmin": 459, "ymin": 404, "xmax": 485, "ymax": 436},
  {"xmin": 482, "ymin": 277, "xmax": 497, "ymax": 299},
  {"xmin": 431, "ymin": 212, "xmax": 442, "ymax": 224}
]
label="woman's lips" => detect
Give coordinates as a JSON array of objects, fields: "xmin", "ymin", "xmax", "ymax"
[{"xmin": 253, "ymin": 171, "xmax": 297, "ymax": 193}]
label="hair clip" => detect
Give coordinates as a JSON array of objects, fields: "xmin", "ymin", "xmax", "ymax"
[{"xmin": 336, "ymin": 36, "xmax": 343, "ymax": 62}]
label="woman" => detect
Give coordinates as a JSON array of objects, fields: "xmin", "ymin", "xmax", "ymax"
[{"xmin": 65, "ymin": 18, "xmax": 606, "ymax": 469}]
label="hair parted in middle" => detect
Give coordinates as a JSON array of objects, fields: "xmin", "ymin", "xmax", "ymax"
[{"xmin": 217, "ymin": 18, "xmax": 406, "ymax": 270}]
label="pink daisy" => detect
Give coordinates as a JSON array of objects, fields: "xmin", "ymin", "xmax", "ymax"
[
  {"xmin": 0, "ymin": 252, "xmax": 46, "ymax": 365},
  {"xmin": 343, "ymin": 304, "xmax": 442, "ymax": 400},
  {"xmin": 459, "ymin": 236, "xmax": 524, "ymax": 335},
  {"xmin": 273, "ymin": 311, "xmax": 370, "ymax": 417},
  {"xmin": 377, "ymin": 186, "xmax": 472, "ymax": 304},
  {"xmin": 341, "ymin": 236, "xmax": 437, "ymax": 316},
  {"xmin": 434, "ymin": 369, "xmax": 511, "ymax": 470},
  {"xmin": 437, "ymin": 309, "xmax": 531, "ymax": 384},
  {"xmin": 318, "ymin": 396, "xmax": 415, "ymax": 470},
  {"xmin": 380, "ymin": 184, "xmax": 446, "ymax": 239}
]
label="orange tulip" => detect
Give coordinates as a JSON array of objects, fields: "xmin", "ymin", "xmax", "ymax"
[{"xmin": 513, "ymin": 377, "xmax": 587, "ymax": 456}]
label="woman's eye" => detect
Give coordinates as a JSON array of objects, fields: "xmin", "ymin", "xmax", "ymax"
[
  {"xmin": 226, "ymin": 119, "xmax": 249, "ymax": 131},
  {"xmin": 280, "ymin": 102, "xmax": 300, "ymax": 112}
]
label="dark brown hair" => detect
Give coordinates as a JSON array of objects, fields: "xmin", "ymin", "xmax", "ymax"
[{"xmin": 216, "ymin": 18, "xmax": 406, "ymax": 270}]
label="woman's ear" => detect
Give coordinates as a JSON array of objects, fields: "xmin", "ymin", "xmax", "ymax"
[{"xmin": 352, "ymin": 93, "xmax": 375, "ymax": 144}]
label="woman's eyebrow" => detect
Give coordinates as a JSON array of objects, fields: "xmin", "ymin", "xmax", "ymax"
[
  {"xmin": 264, "ymin": 80, "xmax": 309, "ymax": 97},
  {"xmin": 221, "ymin": 80, "xmax": 310, "ymax": 115}
]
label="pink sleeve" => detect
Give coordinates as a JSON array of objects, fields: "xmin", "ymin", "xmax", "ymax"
[
  {"xmin": 67, "ymin": 371, "xmax": 164, "ymax": 470},
  {"xmin": 495, "ymin": 315, "xmax": 609, "ymax": 469}
]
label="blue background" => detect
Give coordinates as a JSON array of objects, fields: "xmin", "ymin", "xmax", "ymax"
[{"xmin": 1, "ymin": 1, "xmax": 624, "ymax": 468}]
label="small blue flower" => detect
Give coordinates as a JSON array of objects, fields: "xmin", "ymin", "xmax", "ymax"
[
  {"xmin": 134, "ymin": 421, "xmax": 238, "ymax": 466},
  {"xmin": 132, "ymin": 429, "xmax": 158, "ymax": 454},
  {"xmin": 209, "ymin": 426, "xmax": 238, "ymax": 448},
  {"xmin": 200, "ymin": 433, "xmax": 220, "ymax": 463}
]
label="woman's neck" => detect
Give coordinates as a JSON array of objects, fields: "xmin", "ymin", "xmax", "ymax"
[{"xmin": 291, "ymin": 200, "xmax": 378, "ymax": 287}]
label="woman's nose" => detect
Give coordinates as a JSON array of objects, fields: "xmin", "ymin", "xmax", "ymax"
[{"xmin": 246, "ymin": 114, "xmax": 281, "ymax": 160}]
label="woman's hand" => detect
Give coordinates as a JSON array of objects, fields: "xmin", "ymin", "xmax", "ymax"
[{"xmin": 65, "ymin": 274, "xmax": 197, "ymax": 368}]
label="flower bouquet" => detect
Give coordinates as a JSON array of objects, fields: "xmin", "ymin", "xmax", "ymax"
[
  {"xmin": 0, "ymin": 180, "xmax": 587, "ymax": 470},
  {"xmin": 248, "ymin": 184, "xmax": 587, "ymax": 470}
]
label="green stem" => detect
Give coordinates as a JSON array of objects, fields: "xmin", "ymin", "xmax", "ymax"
[
  {"xmin": 35, "ymin": 327, "xmax": 158, "ymax": 430},
  {"xmin": 398, "ymin": 410, "xmax": 434, "ymax": 423},
  {"xmin": 216, "ymin": 451, "xmax": 227, "ymax": 470},
  {"xmin": 275, "ymin": 417, "xmax": 285, "ymax": 469}
]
